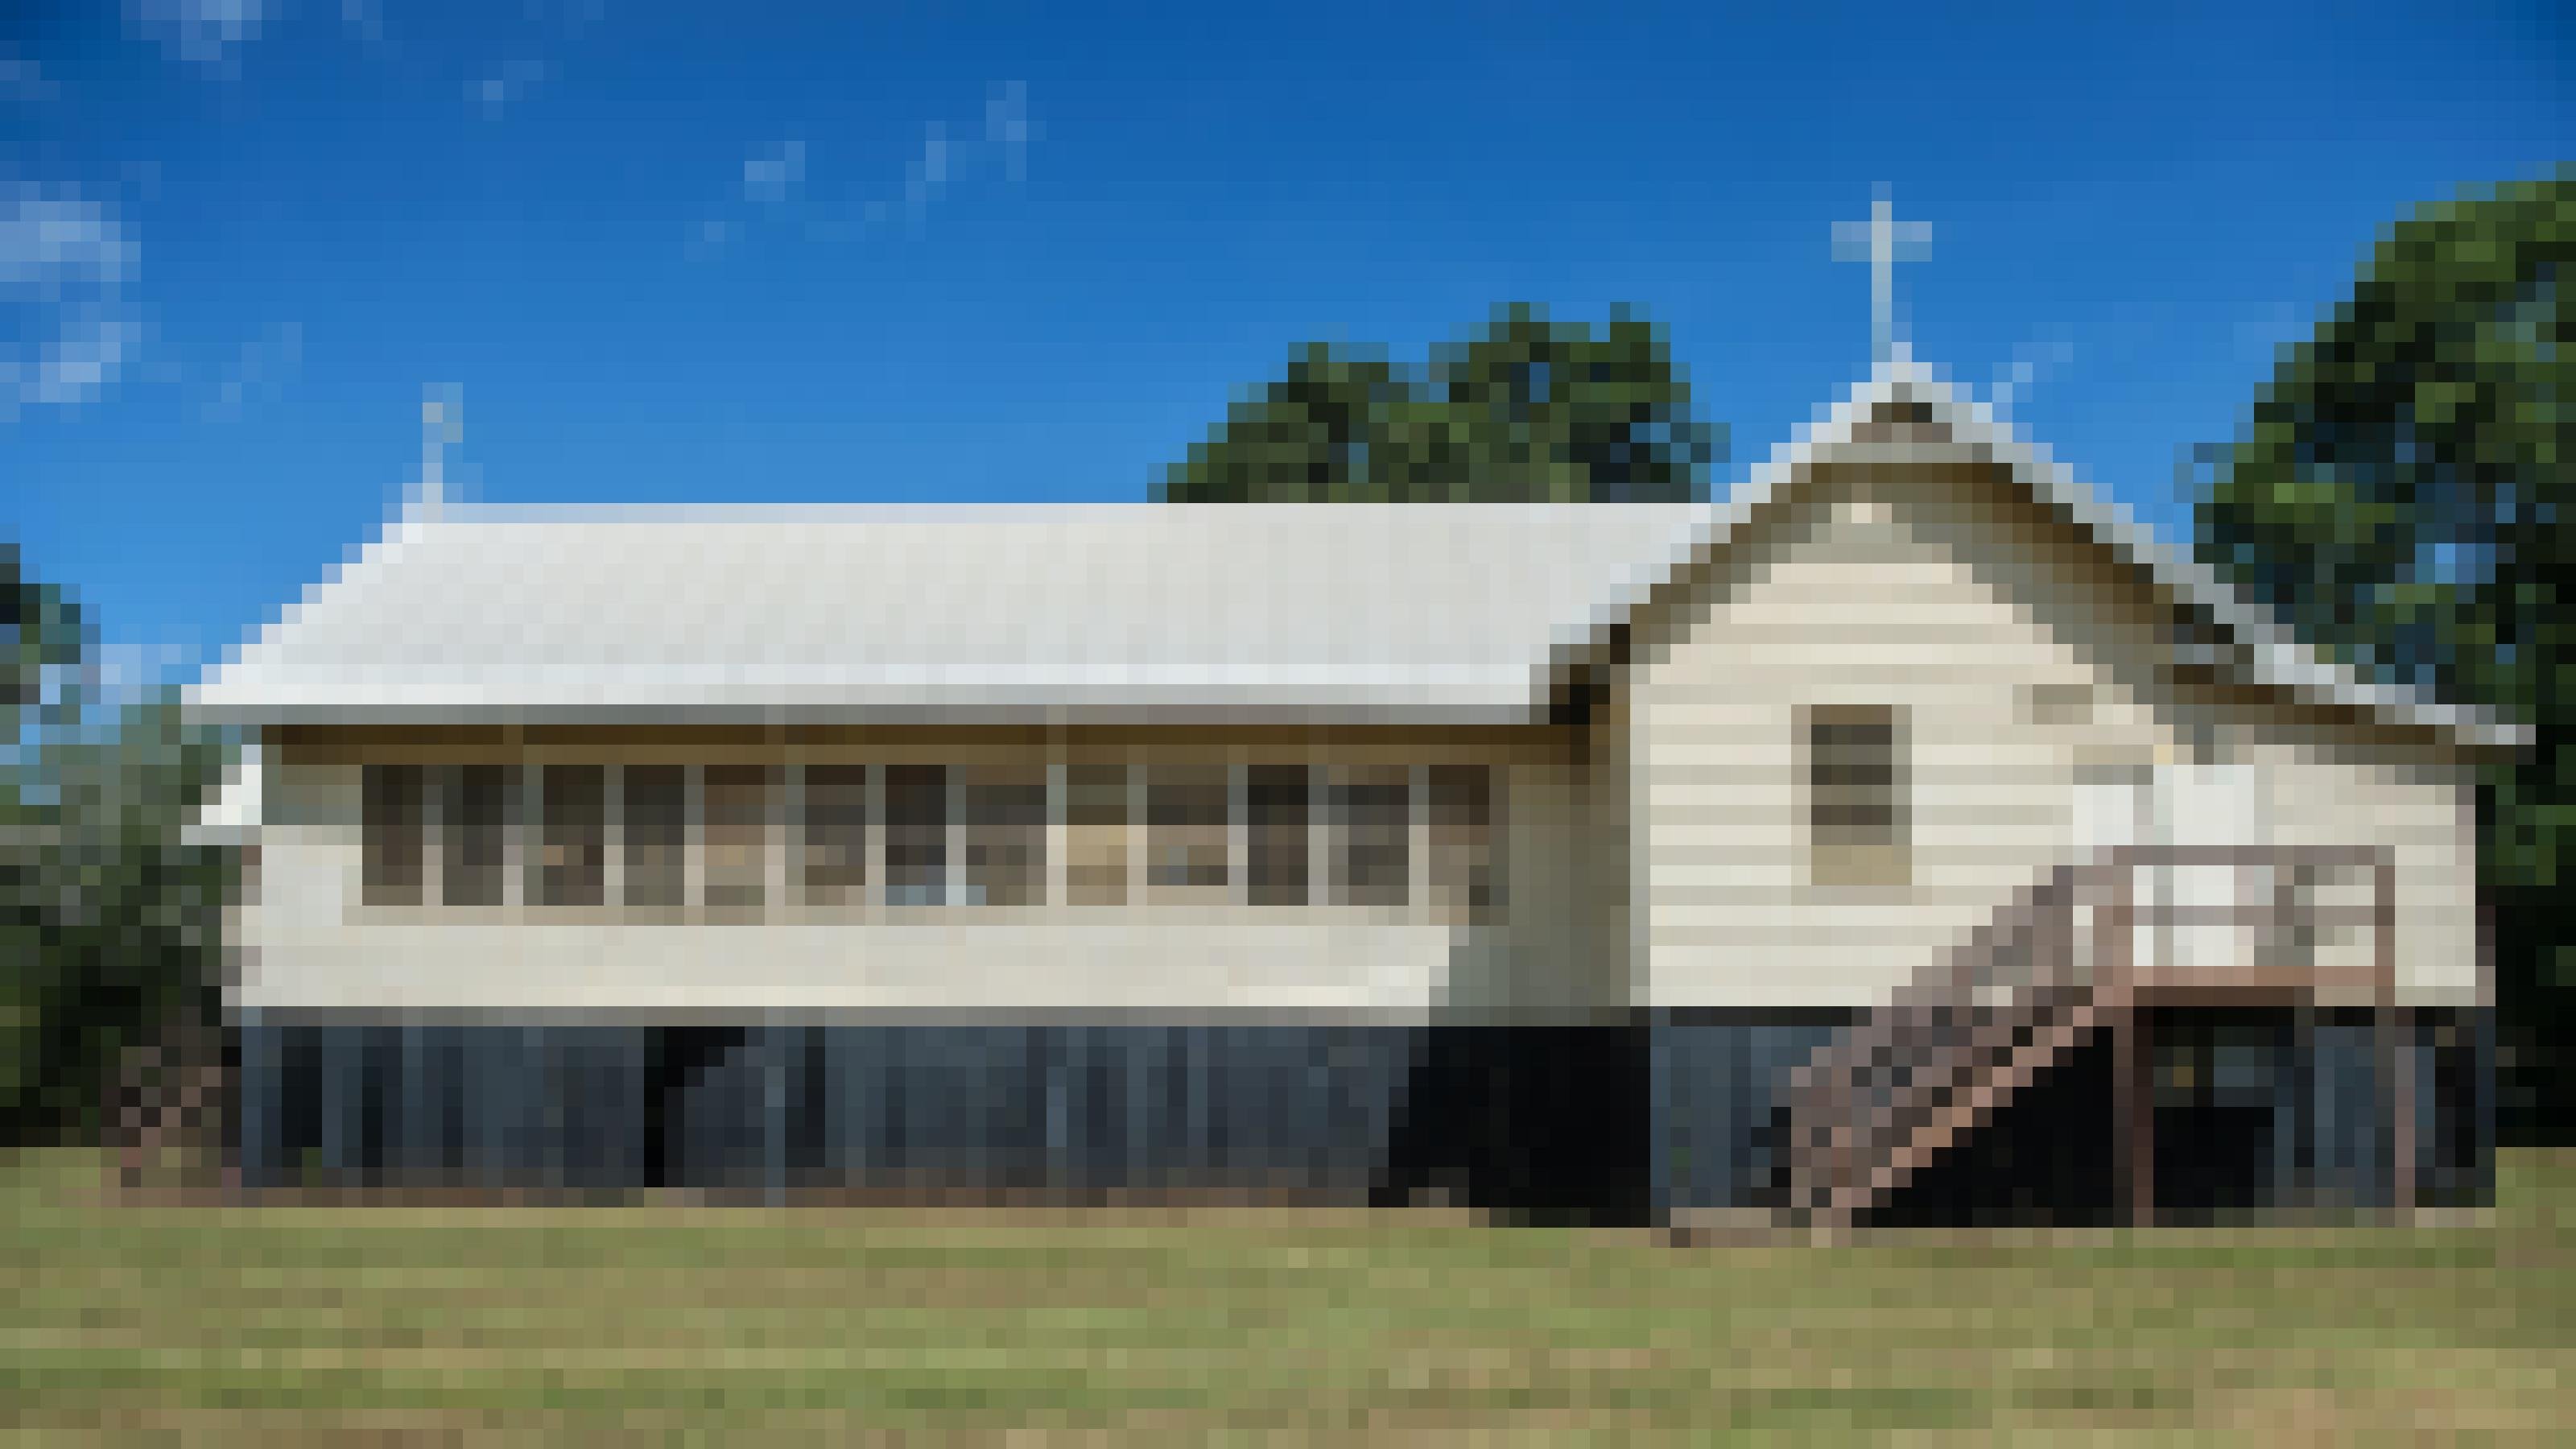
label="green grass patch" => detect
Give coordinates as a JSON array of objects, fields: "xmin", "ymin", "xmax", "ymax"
[{"xmin": 3, "ymin": 1149, "xmax": 2570, "ymax": 1442}]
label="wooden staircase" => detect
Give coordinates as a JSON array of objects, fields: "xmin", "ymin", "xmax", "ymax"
[
  {"xmin": 1778, "ymin": 845, "xmax": 2397, "ymax": 1228},
  {"xmin": 1780, "ymin": 862, "xmax": 2124, "ymax": 1224}
]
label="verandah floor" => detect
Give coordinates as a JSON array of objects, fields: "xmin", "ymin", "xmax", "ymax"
[{"xmin": 4, "ymin": 1146, "xmax": 2570, "ymax": 1442}]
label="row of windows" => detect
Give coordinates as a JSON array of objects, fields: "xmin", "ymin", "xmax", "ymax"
[{"xmin": 361, "ymin": 760, "xmax": 1501, "ymax": 922}]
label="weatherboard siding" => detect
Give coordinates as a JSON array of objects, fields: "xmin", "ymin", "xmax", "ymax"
[
  {"xmin": 239, "ymin": 724, "xmax": 1595, "ymax": 1021},
  {"xmin": 2235, "ymin": 712, "xmax": 2481, "ymax": 1006},
  {"xmin": 1628, "ymin": 456, "xmax": 2483, "ymax": 1010}
]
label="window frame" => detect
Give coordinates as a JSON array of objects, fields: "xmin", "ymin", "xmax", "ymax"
[
  {"xmin": 361, "ymin": 762, "xmax": 426, "ymax": 908},
  {"xmin": 440, "ymin": 763, "xmax": 514, "ymax": 908},
  {"xmin": 1063, "ymin": 760, "xmax": 1131, "ymax": 907},
  {"xmin": 1332, "ymin": 764, "xmax": 1410, "ymax": 910},
  {"xmin": 1805, "ymin": 704, "xmax": 1909, "ymax": 889},
  {"xmin": 1146, "ymin": 762, "xmax": 1232, "ymax": 903},
  {"xmin": 800, "ymin": 763, "xmax": 871, "ymax": 910},
  {"xmin": 621, "ymin": 763, "xmax": 689, "ymax": 914},
  {"xmin": 1426, "ymin": 762, "xmax": 1501, "ymax": 925},
  {"xmin": 534, "ymin": 763, "xmax": 607, "ymax": 909},
  {"xmin": 883, "ymin": 763, "xmax": 950, "ymax": 907},
  {"xmin": 962, "ymin": 763, "xmax": 1047, "ymax": 908}
]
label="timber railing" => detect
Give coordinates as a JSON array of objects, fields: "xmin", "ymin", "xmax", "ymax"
[{"xmin": 1779, "ymin": 844, "xmax": 2394, "ymax": 1227}]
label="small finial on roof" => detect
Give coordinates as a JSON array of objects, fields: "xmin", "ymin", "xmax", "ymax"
[{"xmin": 415, "ymin": 385, "xmax": 460, "ymax": 521}]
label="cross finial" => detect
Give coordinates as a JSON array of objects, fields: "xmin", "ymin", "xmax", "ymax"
[
  {"xmin": 417, "ymin": 385, "xmax": 460, "ymax": 519},
  {"xmin": 1832, "ymin": 185, "xmax": 1933, "ymax": 367}
]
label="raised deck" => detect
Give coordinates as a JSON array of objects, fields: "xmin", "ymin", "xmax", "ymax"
[{"xmin": 1783, "ymin": 845, "xmax": 2407, "ymax": 1227}]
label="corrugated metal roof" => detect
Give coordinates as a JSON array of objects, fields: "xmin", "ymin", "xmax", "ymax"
[
  {"xmin": 188, "ymin": 356, "xmax": 2529, "ymax": 751},
  {"xmin": 189, "ymin": 502, "xmax": 1699, "ymax": 724}
]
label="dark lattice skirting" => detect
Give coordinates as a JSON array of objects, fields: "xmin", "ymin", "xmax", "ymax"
[
  {"xmin": 232, "ymin": 1017, "xmax": 1655, "ymax": 1220},
  {"xmin": 232, "ymin": 1008, "xmax": 2489, "ymax": 1221},
  {"xmin": 1646, "ymin": 1007, "xmax": 2495, "ymax": 1224}
]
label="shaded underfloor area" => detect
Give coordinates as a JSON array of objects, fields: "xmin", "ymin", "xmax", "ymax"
[{"xmin": 232, "ymin": 1006, "xmax": 2489, "ymax": 1223}]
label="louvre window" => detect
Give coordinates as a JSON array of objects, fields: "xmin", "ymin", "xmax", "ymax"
[
  {"xmin": 1065, "ymin": 762, "xmax": 1130, "ymax": 906},
  {"xmin": 622, "ymin": 765, "xmax": 687, "ymax": 910},
  {"xmin": 1808, "ymin": 705, "xmax": 1908, "ymax": 887},
  {"xmin": 535, "ymin": 765, "xmax": 605, "ymax": 908},
  {"xmin": 441, "ymin": 764, "xmax": 511, "ymax": 907},
  {"xmin": 1428, "ymin": 764, "xmax": 1498, "ymax": 924},
  {"xmin": 1246, "ymin": 764, "xmax": 1311, "ymax": 906},
  {"xmin": 964, "ymin": 765, "xmax": 1046, "ymax": 907},
  {"xmin": 703, "ymin": 765, "xmax": 776, "ymax": 916},
  {"xmin": 1147, "ymin": 764, "xmax": 1230, "ymax": 902},
  {"xmin": 361, "ymin": 763, "xmax": 424, "ymax": 907},
  {"xmin": 1334, "ymin": 766, "xmax": 1409, "ymax": 909},
  {"xmin": 802, "ymin": 765, "xmax": 869, "ymax": 907},
  {"xmin": 886, "ymin": 765, "xmax": 948, "ymax": 906}
]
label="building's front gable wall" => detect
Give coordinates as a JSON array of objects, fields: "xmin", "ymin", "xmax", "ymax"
[{"xmin": 1625, "ymin": 433, "xmax": 2482, "ymax": 1010}]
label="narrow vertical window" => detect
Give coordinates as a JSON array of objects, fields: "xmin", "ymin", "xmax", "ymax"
[
  {"xmin": 441, "ymin": 764, "xmax": 511, "ymax": 907},
  {"xmin": 1246, "ymin": 764, "xmax": 1311, "ymax": 906},
  {"xmin": 1334, "ymin": 765, "xmax": 1409, "ymax": 909},
  {"xmin": 885, "ymin": 764, "xmax": 948, "ymax": 906},
  {"xmin": 1808, "ymin": 704, "xmax": 1907, "ymax": 887},
  {"xmin": 703, "ymin": 764, "xmax": 775, "ymax": 918},
  {"xmin": 964, "ymin": 765, "xmax": 1046, "ymax": 907},
  {"xmin": 802, "ymin": 764, "xmax": 869, "ymax": 907},
  {"xmin": 1065, "ymin": 762, "xmax": 1129, "ymax": 906},
  {"xmin": 1428, "ymin": 764, "xmax": 1498, "ymax": 924},
  {"xmin": 622, "ymin": 765, "xmax": 687, "ymax": 910},
  {"xmin": 1146, "ymin": 763, "xmax": 1230, "ymax": 902},
  {"xmin": 536, "ymin": 765, "xmax": 605, "ymax": 907},
  {"xmin": 361, "ymin": 763, "xmax": 423, "ymax": 906}
]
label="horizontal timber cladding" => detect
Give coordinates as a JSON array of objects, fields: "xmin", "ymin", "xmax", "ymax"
[{"xmin": 230, "ymin": 1017, "xmax": 1654, "ymax": 1218}]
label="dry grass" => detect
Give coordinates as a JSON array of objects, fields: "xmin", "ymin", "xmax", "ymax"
[{"xmin": 4, "ymin": 1148, "xmax": 2570, "ymax": 1443}]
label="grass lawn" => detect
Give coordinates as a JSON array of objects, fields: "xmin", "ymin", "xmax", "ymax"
[{"xmin": 4, "ymin": 1150, "xmax": 2570, "ymax": 1443}]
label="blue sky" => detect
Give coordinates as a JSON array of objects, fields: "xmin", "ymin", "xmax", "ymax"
[{"xmin": 6, "ymin": 1, "xmax": 2565, "ymax": 682}]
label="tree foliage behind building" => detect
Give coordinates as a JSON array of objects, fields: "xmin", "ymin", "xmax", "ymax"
[
  {"xmin": 2, "ymin": 546, "xmax": 233, "ymax": 1146},
  {"xmin": 1162, "ymin": 304, "xmax": 1723, "ymax": 502},
  {"xmin": 2194, "ymin": 172, "xmax": 2572, "ymax": 1140}
]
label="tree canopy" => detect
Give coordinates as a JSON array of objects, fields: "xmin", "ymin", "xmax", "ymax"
[
  {"xmin": 1161, "ymin": 304, "xmax": 1723, "ymax": 502},
  {"xmin": 2194, "ymin": 171, "xmax": 2571, "ymax": 1137},
  {"xmin": 3, "ymin": 549, "xmax": 233, "ymax": 1146}
]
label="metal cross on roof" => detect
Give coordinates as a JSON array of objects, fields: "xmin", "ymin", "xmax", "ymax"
[{"xmin": 1833, "ymin": 186, "xmax": 1934, "ymax": 367}]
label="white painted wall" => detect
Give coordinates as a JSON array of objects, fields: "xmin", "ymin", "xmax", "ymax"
[
  {"xmin": 235, "ymin": 727, "xmax": 1591, "ymax": 1022},
  {"xmin": 228, "ymin": 450, "xmax": 2491, "ymax": 1020},
  {"xmin": 1626, "ymin": 451, "xmax": 2486, "ymax": 1009}
]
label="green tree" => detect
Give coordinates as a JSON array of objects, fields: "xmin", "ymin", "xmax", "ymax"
[
  {"xmin": 1162, "ymin": 303, "xmax": 1722, "ymax": 502},
  {"xmin": 2194, "ymin": 171, "xmax": 2572, "ymax": 1140},
  {"xmin": 2, "ymin": 548, "xmax": 233, "ymax": 1145}
]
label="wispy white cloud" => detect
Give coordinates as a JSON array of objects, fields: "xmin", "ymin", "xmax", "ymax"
[
  {"xmin": 454, "ymin": 1, "xmax": 608, "ymax": 120},
  {"xmin": 986, "ymin": 80, "xmax": 1029, "ymax": 184},
  {"xmin": 901, "ymin": 122, "xmax": 951, "ymax": 225},
  {"xmin": 743, "ymin": 138, "xmax": 807, "ymax": 209},
  {"xmin": 341, "ymin": 0, "xmax": 386, "ymax": 50},
  {"xmin": 2, "ymin": 52, "xmax": 56, "ymax": 105},
  {"xmin": 1988, "ymin": 335, "xmax": 2074, "ymax": 422},
  {"xmin": 474, "ymin": 56, "xmax": 549, "ymax": 121},
  {"xmin": 2, "ymin": 185, "xmax": 140, "ymax": 422},
  {"xmin": 691, "ymin": 83, "xmax": 1035, "ymax": 262},
  {"xmin": 200, "ymin": 319, "xmax": 303, "ymax": 422},
  {"xmin": 690, "ymin": 138, "xmax": 809, "ymax": 259},
  {"xmin": 125, "ymin": 0, "xmax": 268, "ymax": 73}
]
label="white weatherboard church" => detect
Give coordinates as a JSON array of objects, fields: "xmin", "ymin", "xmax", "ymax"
[{"xmin": 188, "ymin": 202, "xmax": 2517, "ymax": 1224}]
